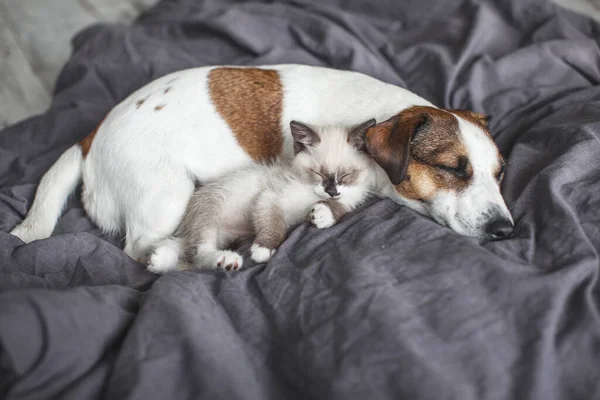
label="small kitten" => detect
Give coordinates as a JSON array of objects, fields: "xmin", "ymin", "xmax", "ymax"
[{"xmin": 147, "ymin": 119, "xmax": 379, "ymax": 273}]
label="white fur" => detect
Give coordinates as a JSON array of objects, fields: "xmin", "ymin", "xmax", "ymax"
[
  {"xmin": 214, "ymin": 251, "xmax": 244, "ymax": 270},
  {"xmin": 193, "ymin": 125, "xmax": 379, "ymax": 234},
  {"xmin": 194, "ymin": 244, "xmax": 244, "ymax": 271},
  {"xmin": 11, "ymin": 145, "xmax": 82, "ymax": 242},
  {"xmin": 310, "ymin": 203, "xmax": 336, "ymax": 229},
  {"xmin": 250, "ymin": 244, "xmax": 275, "ymax": 263},
  {"xmin": 149, "ymin": 125, "xmax": 375, "ymax": 272},
  {"xmin": 427, "ymin": 116, "xmax": 513, "ymax": 237},
  {"xmin": 10, "ymin": 64, "xmax": 509, "ymax": 258},
  {"xmin": 147, "ymin": 237, "xmax": 182, "ymax": 274}
]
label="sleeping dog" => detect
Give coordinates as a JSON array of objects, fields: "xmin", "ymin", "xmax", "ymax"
[{"xmin": 11, "ymin": 64, "xmax": 514, "ymax": 262}]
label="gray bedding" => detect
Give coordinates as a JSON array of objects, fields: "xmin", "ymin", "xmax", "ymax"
[{"xmin": 1, "ymin": 0, "xmax": 600, "ymax": 398}]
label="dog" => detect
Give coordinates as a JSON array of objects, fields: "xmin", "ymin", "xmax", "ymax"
[{"xmin": 10, "ymin": 64, "xmax": 514, "ymax": 262}]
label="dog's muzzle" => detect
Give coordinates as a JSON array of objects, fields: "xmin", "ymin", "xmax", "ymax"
[{"xmin": 484, "ymin": 218, "xmax": 514, "ymax": 240}]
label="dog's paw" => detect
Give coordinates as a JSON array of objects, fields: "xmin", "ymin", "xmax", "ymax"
[
  {"xmin": 250, "ymin": 244, "xmax": 275, "ymax": 263},
  {"xmin": 147, "ymin": 246, "xmax": 179, "ymax": 275},
  {"xmin": 10, "ymin": 220, "xmax": 50, "ymax": 243},
  {"xmin": 215, "ymin": 251, "xmax": 243, "ymax": 271},
  {"xmin": 310, "ymin": 203, "xmax": 336, "ymax": 229}
]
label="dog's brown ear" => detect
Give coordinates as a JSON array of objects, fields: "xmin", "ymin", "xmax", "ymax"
[
  {"xmin": 290, "ymin": 121, "xmax": 320, "ymax": 154},
  {"xmin": 365, "ymin": 112, "xmax": 429, "ymax": 185},
  {"xmin": 348, "ymin": 118, "xmax": 376, "ymax": 151},
  {"xmin": 473, "ymin": 112, "xmax": 490, "ymax": 126},
  {"xmin": 449, "ymin": 109, "xmax": 489, "ymax": 127}
]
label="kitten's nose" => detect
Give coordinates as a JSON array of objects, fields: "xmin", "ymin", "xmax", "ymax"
[{"xmin": 325, "ymin": 186, "xmax": 339, "ymax": 198}]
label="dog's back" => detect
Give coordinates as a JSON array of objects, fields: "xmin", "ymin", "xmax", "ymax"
[
  {"xmin": 10, "ymin": 64, "xmax": 513, "ymax": 262},
  {"xmin": 11, "ymin": 65, "xmax": 421, "ymax": 260}
]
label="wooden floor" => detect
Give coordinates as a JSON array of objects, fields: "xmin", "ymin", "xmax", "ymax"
[{"xmin": 0, "ymin": 0, "xmax": 598, "ymax": 130}]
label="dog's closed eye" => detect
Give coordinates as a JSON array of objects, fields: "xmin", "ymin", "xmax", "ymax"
[
  {"xmin": 437, "ymin": 164, "xmax": 469, "ymax": 180},
  {"xmin": 436, "ymin": 156, "xmax": 471, "ymax": 180}
]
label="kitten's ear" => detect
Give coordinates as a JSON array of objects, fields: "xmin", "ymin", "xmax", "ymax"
[
  {"xmin": 290, "ymin": 121, "xmax": 320, "ymax": 155},
  {"xmin": 365, "ymin": 111, "xmax": 430, "ymax": 185},
  {"xmin": 348, "ymin": 118, "xmax": 376, "ymax": 151}
]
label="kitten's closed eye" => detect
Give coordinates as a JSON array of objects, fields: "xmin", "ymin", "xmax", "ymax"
[
  {"xmin": 309, "ymin": 168, "xmax": 325, "ymax": 181},
  {"xmin": 339, "ymin": 170, "xmax": 359, "ymax": 185}
]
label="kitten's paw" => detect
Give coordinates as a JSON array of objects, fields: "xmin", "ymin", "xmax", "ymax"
[
  {"xmin": 250, "ymin": 244, "xmax": 275, "ymax": 263},
  {"xmin": 215, "ymin": 251, "xmax": 243, "ymax": 271},
  {"xmin": 310, "ymin": 203, "xmax": 336, "ymax": 229},
  {"xmin": 147, "ymin": 246, "xmax": 179, "ymax": 275}
]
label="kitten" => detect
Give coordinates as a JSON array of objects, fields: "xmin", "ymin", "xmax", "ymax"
[{"xmin": 147, "ymin": 119, "xmax": 380, "ymax": 274}]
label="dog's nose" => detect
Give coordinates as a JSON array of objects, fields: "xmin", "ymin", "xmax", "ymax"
[
  {"xmin": 485, "ymin": 219, "xmax": 514, "ymax": 240},
  {"xmin": 325, "ymin": 186, "xmax": 339, "ymax": 198}
]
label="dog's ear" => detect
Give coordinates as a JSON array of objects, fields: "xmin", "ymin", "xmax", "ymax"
[
  {"xmin": 290, "ymin": 121, "xmax": 320, "ymax": 154},
  {"xmin": 348, "ymin": 118, "xmax": 376, "ymax": 151},
  {"xmin": 365, "ymin": 112, "xmax": 429, "ymax": 185},
  {"xmin": 473, "ymin": 112, "xmax": 490, "ymax": 126},
  {"xmin": 448, "ymin": 109, "xmax": 490, "ymax": 127}
]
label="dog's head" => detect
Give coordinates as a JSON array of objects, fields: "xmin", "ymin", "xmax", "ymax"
[{"xmin": 366, "ymin": 106, "xmax": 513, "ymax": 240}]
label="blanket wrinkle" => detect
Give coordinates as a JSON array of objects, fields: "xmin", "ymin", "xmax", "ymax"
[{"xmin": 1, "ymin": 0, "xmax": 600, "ymax": 398}]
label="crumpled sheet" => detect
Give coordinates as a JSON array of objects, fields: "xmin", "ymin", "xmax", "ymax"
[{"xmin": 1, "ymin": 0, "xmax": 599, "ymax": 399}]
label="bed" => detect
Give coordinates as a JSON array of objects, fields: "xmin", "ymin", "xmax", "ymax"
[{"xmin": 1, "ymin": 0, "xmax": 600, "ymax": 398}]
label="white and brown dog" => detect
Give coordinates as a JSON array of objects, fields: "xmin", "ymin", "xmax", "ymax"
[{"xmin": 10, "ymin": 64, "xmax": 514, "ymax": 262}]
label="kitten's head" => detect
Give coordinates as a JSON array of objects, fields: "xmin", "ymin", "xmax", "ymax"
[{"xmin": 289, "ymin": 119, "xmax": 376, "ymax": 199}]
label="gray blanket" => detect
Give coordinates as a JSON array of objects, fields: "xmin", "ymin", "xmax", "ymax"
[{"xmin": 1, "ymin": 0, "xmax": 600, "ymax": 399}]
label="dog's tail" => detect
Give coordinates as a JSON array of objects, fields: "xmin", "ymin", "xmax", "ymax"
[{"xmin": 11, "ymin": 145, "xmax": 83, "ymax": 243}]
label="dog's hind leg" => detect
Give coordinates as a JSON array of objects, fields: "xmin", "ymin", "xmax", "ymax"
[
  {"xmin": 123, "ymin": 174, "xmax": 194, "ymax": 263},
  {"xmin": 147, "ymin": 237, "xmax": 183, "ymax": 274}
]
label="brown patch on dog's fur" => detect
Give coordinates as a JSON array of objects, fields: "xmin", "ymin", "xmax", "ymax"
[
  {"xmin": 154, "ymin": 105, "xmax": 165, "ymax": 111},
  {"xmin": 448, "ymin": 108, "xmax": 504, "ymax": 178},
  {"xmin": 79, "ymin": 118, "xmax": 105, "ymax": 158},
  {"xmin": 399, "ymin": 107, "xmax": 476, "ymax": 201},
  {"xmin": 448, "ymin": 109, "xmax": 489, "ymax": 129},
  {"xmin": 366, "ymin": 106, "xmax": 482, "ymax": 202},
  {"xmin": 135, "ymin": 99, "xmax": 145, "ymax": 109},
  {"xmin": 409, "ymin": 109, "xmax": 468, "ymax": 168},
  {"xmin": 208, "ymin": 67, "xmax": 283, "ymax": 162},
  {"xmin": 449, "ymin": 108, "xmax": 503, "ymax": 163},
  {"xmin": 164, "ymin": 87, "xmax": 171, "ymax": 94},
  {"xmin": 365, "ymin": 106, "xmax": 432, "ymax": 185}
]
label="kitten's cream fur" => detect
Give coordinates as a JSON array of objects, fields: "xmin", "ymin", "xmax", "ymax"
[{"xmin": 147, "ymin": 120, "xmax": 382, "ymax": 273}]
